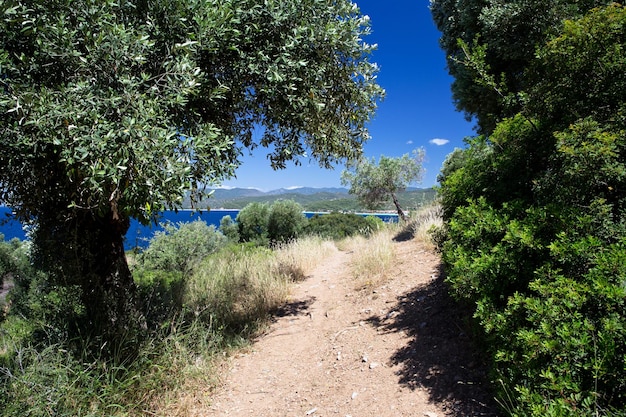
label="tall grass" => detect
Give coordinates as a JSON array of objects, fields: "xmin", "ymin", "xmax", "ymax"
[
  {"xmin": 409, "ymin": 203, "xmax": 443, "ymax": 248},
  {"xmin": 341, "ymin": 224, "xmax": 398, "ymax": 290},
  {"xmin": 185, "ymin": 237, "xmax": 337, "ymax": 329},
  {"xmin": 274, "ymin": 235, "xmax": 338, "ymax": 278},
  {"xmin": 185, "ymin": 244, "xmax": 291, "ymax": 330},
  {"xmin": 2, "ymin": 237, "xmax": 338, "ymax": 416},
  {"xmin": 339, "ymin": 205, "xmax": 443, "ymax": 290}
]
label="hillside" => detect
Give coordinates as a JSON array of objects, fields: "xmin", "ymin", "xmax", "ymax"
[{"xmin": 187, "ymin": 187, "xmax": 437, "ymax": 212}]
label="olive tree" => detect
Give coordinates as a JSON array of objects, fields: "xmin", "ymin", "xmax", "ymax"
[
  {"xmin": 267, "ymin": 200, "xmax": 307, "ymax": 245},
  {"xmin": 0, "ymin": 0, "xmax": 383, "ymax": 347},
  {"xmin": 341, "ymin": 149, "xmax": 425, "ymax": 221},
  {"xmin": 236, "ymin": 202, "xmax": 270, "ymax": 245}
]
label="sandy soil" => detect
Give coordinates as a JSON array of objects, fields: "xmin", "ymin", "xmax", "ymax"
[{"xmin": 204, "ymin": 236, "xmax": 501, "ymax": 417}]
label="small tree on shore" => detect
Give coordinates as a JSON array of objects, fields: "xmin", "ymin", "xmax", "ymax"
[
  {"xmin": 268, "ymin": 200, "xmax": 307, "ymax": 245},
  {"xmin": 341, "ymin": 149, "xmax": 425, "ymax": 221}
]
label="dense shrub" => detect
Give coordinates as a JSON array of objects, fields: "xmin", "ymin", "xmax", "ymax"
[
  {"xmin": 438, "ymin": 6, "xmax": 626, "ymax": 415},
  {"xmin": 219, "ymin": 215, "xmax": 240, "ymax": 242},
  {"xmin": 236, "ymin": 202, "xmax": 270, "ymax": 245},
  {"xmin": 136, "ymin": 220, "xmax": 227, "ymax": 278},
  {"xmin": 303, "ymin": 212, "xmax": 376, "ymax": 240},
  {"xmin": 267, "ymin": 200, "xmax": 307, "ymax": 245}
]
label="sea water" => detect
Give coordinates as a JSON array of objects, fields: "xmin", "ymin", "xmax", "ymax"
[{"xmin": 0, "ymin": 207, "xmax": 397, "ymax": 249}]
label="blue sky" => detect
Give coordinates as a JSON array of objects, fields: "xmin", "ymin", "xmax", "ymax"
[{"xmin": 222, "ymin": 0, "xmax": 476, "ymax": 191}]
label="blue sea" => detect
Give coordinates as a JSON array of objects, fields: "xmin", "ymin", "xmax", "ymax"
[
  {"xmin": 0, "ymin": 207, "xmax": 240, "ymax": 250},
  {"xmin": 0, "ymin": 206, "xmax": 397, "ymax": 249}
]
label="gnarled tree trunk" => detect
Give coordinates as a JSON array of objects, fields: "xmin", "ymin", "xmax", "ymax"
[{"xmin": 32, "ymin": 209, "xmax": 143, "ymax": 356}]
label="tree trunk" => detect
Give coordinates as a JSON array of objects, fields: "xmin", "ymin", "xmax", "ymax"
[
  {"xmin": 32, "ymin": 209, "xmax": 143, "ymax": 356},
  {"xmin": 391, "ymin": 193, "xmax": 407, "ymax": 221}
]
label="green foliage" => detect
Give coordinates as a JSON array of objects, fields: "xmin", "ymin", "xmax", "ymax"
[
  {"xmin": 0, "ymin": 238, "xmax": 87, "ymax": 348},
  {"xmin": 364, "ymin": 215, "xmax": 384, "ymax": 233},
  {"xmin": 1, "ymin": 0, "xmax": 383, "ymax": 225},
  {"xmin": 430, "ymin": 0, "xmax": 611, "ymax": 134},
  {"xmin": 133, "ymin": 219, "xmax": 227, "ymax": 329},
  {"xmin": 236, "ymin": 202, "xmax": 270, "ymax": 245},
  {"xmin": 267, "ymin": 200, "xmax": 307, "ymax": 245},
  {"xmin": 235, "ymin": 200, "xmax": 308, "ymax": 246},
  {"xmin": 133, "ymin": 268, "xmax": 185, "ymax": 330},
  {"xmin": 530, "ymin": 4, "xmax": 626, "ymax": 131},
  {"xmin": 137, "ymin": 219, "xmax": 227, "ymax": 278},
  {"xmin": 219, "ymin": 215, "xmax": 240, "ymax": 242},
  {"xmin": 341, "ymin": 148, "xmax": 425, "ymax": 219},
  {"xmin": 0, "ymin": 236, "xmax": 30, "ymax": 306},
  {"xmin": 303, "ymin": 212, "xmax": 376, "ymax": 240},
  {"xmin": 0, "ymin": 0, "xmax": 382, "ymax": 346},
  {"xmin": 437, "ymin": 4, "xmax": 626, "ymax": 414}
]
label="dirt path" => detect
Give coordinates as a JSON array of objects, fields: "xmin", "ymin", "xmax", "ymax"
[{"xmin": 206, "ymin": 238, "xmax": 500, "ymax": 417}]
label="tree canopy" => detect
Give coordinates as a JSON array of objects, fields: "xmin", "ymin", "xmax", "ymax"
[
  {"xmin": 0, "ymin": 0, "xmax": 383, "ymax": 349},
  {"xmin": 341, "ymin": 149, "xmax": 425, "ymax": 220},
  {"xmin": 430, "ymin": 0, "xmax": 611, "ymax": 134}
]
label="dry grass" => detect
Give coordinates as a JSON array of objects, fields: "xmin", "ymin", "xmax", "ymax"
[
  {"xmin": 409, "ymin": 203, "xmax": 443, "ymax": 248},
  {"xmin": 151, "ymin": 237, "xmax": 340, "ymax": 416},
  {"xmin": 340, "ymin": 205, "xmax": 443, "ymax": 290},
  {"xmin": 275, "ymin": 235, "xmax": 338, "ymax": 279},
  {"xmin": 184, "ymin": 247, "xmax": 291, "ymax": 327},
  {"xmin": 341, "ymin": 225, "xmax": 399, "ymax": 290}
]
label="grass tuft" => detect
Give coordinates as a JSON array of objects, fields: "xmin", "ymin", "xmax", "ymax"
[
  {"xmin": 342, "ymin": 225, "xmax": 398, "ymax": 290},
  {"xmin": 409, "ymin": 203, "xmax": 443, "ymax": 248},
  {"xmin": 275, "ymin": 235, "xmax": 338, "ymax": 279}
]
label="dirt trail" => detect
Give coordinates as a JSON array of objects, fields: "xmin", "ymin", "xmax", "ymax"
[{"xmin": 206, "ymin": 238, "xmax": 500, "ymax": 417}]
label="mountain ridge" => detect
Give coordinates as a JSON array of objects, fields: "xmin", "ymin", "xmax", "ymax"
[{"xmin": 196, "ymin": 186, "xmax": 437, "ymax": 211}]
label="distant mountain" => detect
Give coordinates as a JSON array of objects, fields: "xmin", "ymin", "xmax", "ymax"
[
  {"xmin": 188, "ymin": 186, "xmax": 437, "ymax": 212},
  {"xmin": 209, "ymin": 188, "xmax": 266, "ymax": 199},
  {"xmin": 266, "ymin": 187, "xmax": 349, "ymax": 196}
]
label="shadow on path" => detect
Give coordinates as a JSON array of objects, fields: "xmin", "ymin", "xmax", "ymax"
[
  {"xmin": 271, "ymin": 296, "xmax": 316, "ymax": 319},
  {"xmin": 367, "ymin": 265, "xmax": 502, "ymax": 416}
]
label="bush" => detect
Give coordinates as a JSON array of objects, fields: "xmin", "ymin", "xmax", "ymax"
[
  {"xmin": 134, "ymin": 268, "xmax": 185, "ymax": 330},
  {"xmin": 303, "ymin": 212, "xmax": 375, "ymax": 240},
  {"xmin": 437, "ymin": 7, "xmax": 626, "ymax": 414},
  {"xmin": 137, "ymin": 220, "xmax": 227, "ymax": 278},
  {"xmin": 0, "ymin": 236, "xmax": 32, "ymax": 313},
  {"xmin": 267, "ymin": 200, "xmax": 307, "ymax": 245},
  {"xmin": 219, "ymin": 215, "xmax": 239, "ymax": 242},
  {"xmin": 236, "ymin": 202, "xmax": 270, "ymax": 245}
]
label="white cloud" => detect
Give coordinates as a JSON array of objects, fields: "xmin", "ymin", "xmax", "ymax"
[
  {"xmin": 429, "ymin": 138, "xmax": 450, "ymax": 146},
  {"xmin": 406, "ymin": 140, "xmax": 414, "ymax": 145}
]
